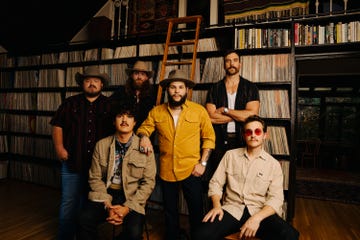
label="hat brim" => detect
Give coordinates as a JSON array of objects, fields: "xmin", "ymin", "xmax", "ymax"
[
  {"xmin": 125, "ymin": 68, "xmax": 154, "ymax": 78},
  {"xmin": 159, "ymin": 78, "xmax": 196, "ymax": 89},
  {"xmin": 75, "ymin": 72, "xmax": 110, "ymax": 87}
]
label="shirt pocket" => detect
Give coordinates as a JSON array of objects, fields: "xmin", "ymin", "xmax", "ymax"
[
  {"xmin": 127, "ymin": 156, "xmax": 146, "ymax": 181},
  {"xmin": 226, "ymin": 169, "xmax": 244, "ymax": 190},
  {"xmin": 183, "ymin": 114, "xmax": 200, "ymax": 131},
  {"xmin": 253, "ymin": 173, "xmax": 271, "ymax": 196}
]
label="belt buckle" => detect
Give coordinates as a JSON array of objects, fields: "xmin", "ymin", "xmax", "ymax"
[{"xmin": 227, "ymin": 133, "xmax": 236, "ymax": 138}]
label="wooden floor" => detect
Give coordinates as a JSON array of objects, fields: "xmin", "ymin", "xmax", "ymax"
[{"xmin": 0, "ymin": 179, "xmax": 360, "ymax": 240}]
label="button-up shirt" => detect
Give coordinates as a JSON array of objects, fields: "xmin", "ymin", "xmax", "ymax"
[
  {"xmin": 137, "ymin": 100, "xmax": 215, "ymax": 181},
  {"xmin": 50, "ymin": 93, "xmax": 113, "ymax": 173},
  {"xmin": 209, "ymin": 147, "xmax": 284, "ymax": 219}
]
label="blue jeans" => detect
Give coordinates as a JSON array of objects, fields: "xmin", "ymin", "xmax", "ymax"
[
  {"xmin": 58, "ymin": 162, "xmax": 89, "ymax": 240},
  {"xmin": 161, "ymin": 174, "xmax": 204, "ymax": 240}
]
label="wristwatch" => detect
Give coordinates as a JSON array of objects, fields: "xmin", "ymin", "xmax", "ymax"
[
  {"xmin": 223, "ymin": 107, "xmax": 229, "ymax": 114},
  {"xmin": 200, "ymin": 161, "xmax": 207, "ymax": 167}
]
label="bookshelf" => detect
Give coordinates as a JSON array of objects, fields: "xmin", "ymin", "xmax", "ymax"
[{"xmin": 0, "ymin": 10, "xmax": 359, "ymax": 222}]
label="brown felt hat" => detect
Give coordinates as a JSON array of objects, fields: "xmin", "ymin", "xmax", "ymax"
[
  {"xmin": 125, "ymin": 61, "xmax": 154, "ymax": 78},
  {"xmin": 75, "ymin": 66, "xmax": 110, "ymax": 87},
  {"xmin": 160, "ymin": 69, "xmax": 195, "ymax": 89}
]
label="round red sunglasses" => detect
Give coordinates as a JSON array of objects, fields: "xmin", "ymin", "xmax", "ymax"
[{"xmin": 244, "ymin": 128, "xmax": 263, "ymax": 137}]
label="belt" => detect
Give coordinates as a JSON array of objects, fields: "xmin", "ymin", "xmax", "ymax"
[
  {"xmin": 227, "ymin": 133, "xmax": 237, "ymax": 139},
  {"xmin": 109, "ymin": 183, "xmax": 122, "ymax": 190}
]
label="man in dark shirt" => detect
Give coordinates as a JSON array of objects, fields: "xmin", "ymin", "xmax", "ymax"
[
  {"xmin": 50, "ymin": 65, "xmax": 113, "ymax": 240},
  {"xmin": 205, "ymin": 49, "xmax": 260, "ymax": 180},
  {"xmin": 110, "ymin": 60, "xmax": 156, "ymax": 131}
]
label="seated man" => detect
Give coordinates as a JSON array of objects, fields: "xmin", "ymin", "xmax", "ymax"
[
  {"xmin": 193, "ymin": 115, "xmax": 299, "ymax": 240},
  {"xmin": 77, "ymin": 102, "xmax": 156, "ymax": 240}
]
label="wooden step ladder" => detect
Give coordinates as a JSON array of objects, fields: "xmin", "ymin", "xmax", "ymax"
[{"xmin": 156, "ymin": 15, "xmax": 202, "ymax": 105}]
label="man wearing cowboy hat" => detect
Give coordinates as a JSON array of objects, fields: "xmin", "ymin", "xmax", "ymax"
[
  {"xmin": 136, "ymin": 69, "xmax": 215, "ymax": 240},
  {"xmin": 50, "ymin": 65, "xmax": 114, "ymax": 240},
  {"xmin": 110, "ymin": 60, "xmax": 156, "ymax": 131}
]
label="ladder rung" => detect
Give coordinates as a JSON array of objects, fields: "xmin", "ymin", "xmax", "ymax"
[
  {"xmin": 168, "ymin": 40, "xmax": 196, "ymax": 46},
  {"xmin": 165, "ymin": 61, "xmax": 193, "ymax": 66},
  {"xmin": 157, "ymin": 15, "xmax": 202, "ymax": 106},
  {"xmin": 167, "ymin": 15, "xmax": 202, "ymax": 24}
]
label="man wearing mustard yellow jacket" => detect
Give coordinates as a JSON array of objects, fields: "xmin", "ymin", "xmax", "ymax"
[{"xmin": 137, "ymin": 69, "xmax": 216, "ymax": 240}]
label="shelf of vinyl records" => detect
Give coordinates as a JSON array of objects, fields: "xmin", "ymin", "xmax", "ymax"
[
  {"xmin": 0, "ymin": 52, "xmax": 294, "ymax": 157},
  {"xmin": 0, "ymin": 37, "xmax": 219, "ymax": 68},
  {"xmin": 0, "ymin": 132, "xmax": 60, "ymax": 187},
  {"xmin": 7, "ymin": 153, "xmax": 60, "ymax": 187},
  {"xmin": 0, "ymin": 23, "xmax": 298, "ymax": 193},
  {"xmin": 1, "ymin": 52, "xmax": 293, "ymax": 104},
  {"xmin": 0, "ymin": 121, "xmax": 67, "ymax": 186}
]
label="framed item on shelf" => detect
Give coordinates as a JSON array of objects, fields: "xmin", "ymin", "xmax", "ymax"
[{"xmin": 128, "ymin": 0, "xmax": 178, "ymax": 35}]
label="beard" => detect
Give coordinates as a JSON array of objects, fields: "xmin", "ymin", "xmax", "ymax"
[
  {"xmin": 225, "ymin": 66, "xmax": 239, "ymax": 76},
  {"xmin": 85, "ymin": 91, "xmax": 101, "ymax": 98},
  {"xmin": 168, "ymin": 93, "xmax": 187, "ymax": 107},
  {"xmin": 132, "ymin": 78, "xmax": 150, "ymax": 90},
  {"xmin": 84, "ymin": 86, "xmax": 102, "ymax": 98}
]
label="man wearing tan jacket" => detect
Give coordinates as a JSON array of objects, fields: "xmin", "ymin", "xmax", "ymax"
[{"xmin": 77, "ymin": 102, "xmax": 156, "ymax": 240}]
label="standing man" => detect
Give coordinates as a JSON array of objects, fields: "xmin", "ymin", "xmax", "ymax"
[
  {"xmin": 50, "ymin": 66, "xmax": 113, "ymax": 239},
  {"xmin": 137, "ymin": 69, "xmax": 216, "ymax": 240},
  {"xmin": 77, "ymin": 102, "xmax": 156, "ymax": 240},
  {"xmin": 110, "ymin": 60, "xmax": 156, "ymax": 131},
  {"xmin": 205, "ymin": 49, "xmax": 260, "ymax": 178},
  {"xmin": 194, "ymin": 115, "xmax": 299, "ymax": 240}
]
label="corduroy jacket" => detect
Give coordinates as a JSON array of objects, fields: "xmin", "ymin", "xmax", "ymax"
[{"xmin": 88, "ymin": 134, "xmax": 156, "ymax": 215}]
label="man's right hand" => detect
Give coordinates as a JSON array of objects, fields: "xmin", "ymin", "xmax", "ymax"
[
  {"xmin": 139, "ymin": 135, "xmax": 153, "ymax": 156},
  {"xmin": 202, "ymin": 206, "xmax": 224, "ymax": 223},
  {"xmin": 106, "ymin": 205, "xmax": 124, "ymax": 225},
  {"xmin": 55, "ymin": 147, "xmax": 68, "ymax": 161}
]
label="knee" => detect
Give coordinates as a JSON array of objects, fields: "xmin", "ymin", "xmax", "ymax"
[
  {"xmin": 124, "ymin": 225, "xmax": 143, "ymax": 240},
  {"xmin": 192, "ymin": 226, "xmax": 212, "ymax": 240},
  {"xmin": 77, "ymin": 211, "xmax": 94, "ymax": 228}
]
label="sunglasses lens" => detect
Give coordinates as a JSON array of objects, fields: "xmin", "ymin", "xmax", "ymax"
[
  {"xmin": 255, "ymin": 128, "xmax": 262, "ymax": 136},
  {"xmin": 245, "ymin": 129, "xmax": 252, "ymax": 136},
  {"xmin": 245, "ymin": 128, "xmax": 262, "ymax": 137}
]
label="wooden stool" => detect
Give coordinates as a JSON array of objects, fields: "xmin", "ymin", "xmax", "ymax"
[{"xmin": 224, "ymin": 232, "xmax": 260, "ymax": 239}]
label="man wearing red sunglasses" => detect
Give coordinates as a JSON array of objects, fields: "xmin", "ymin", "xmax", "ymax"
[{"xmin": 194, "ymin": 115, "xmax": 299, "ymax": 240}]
